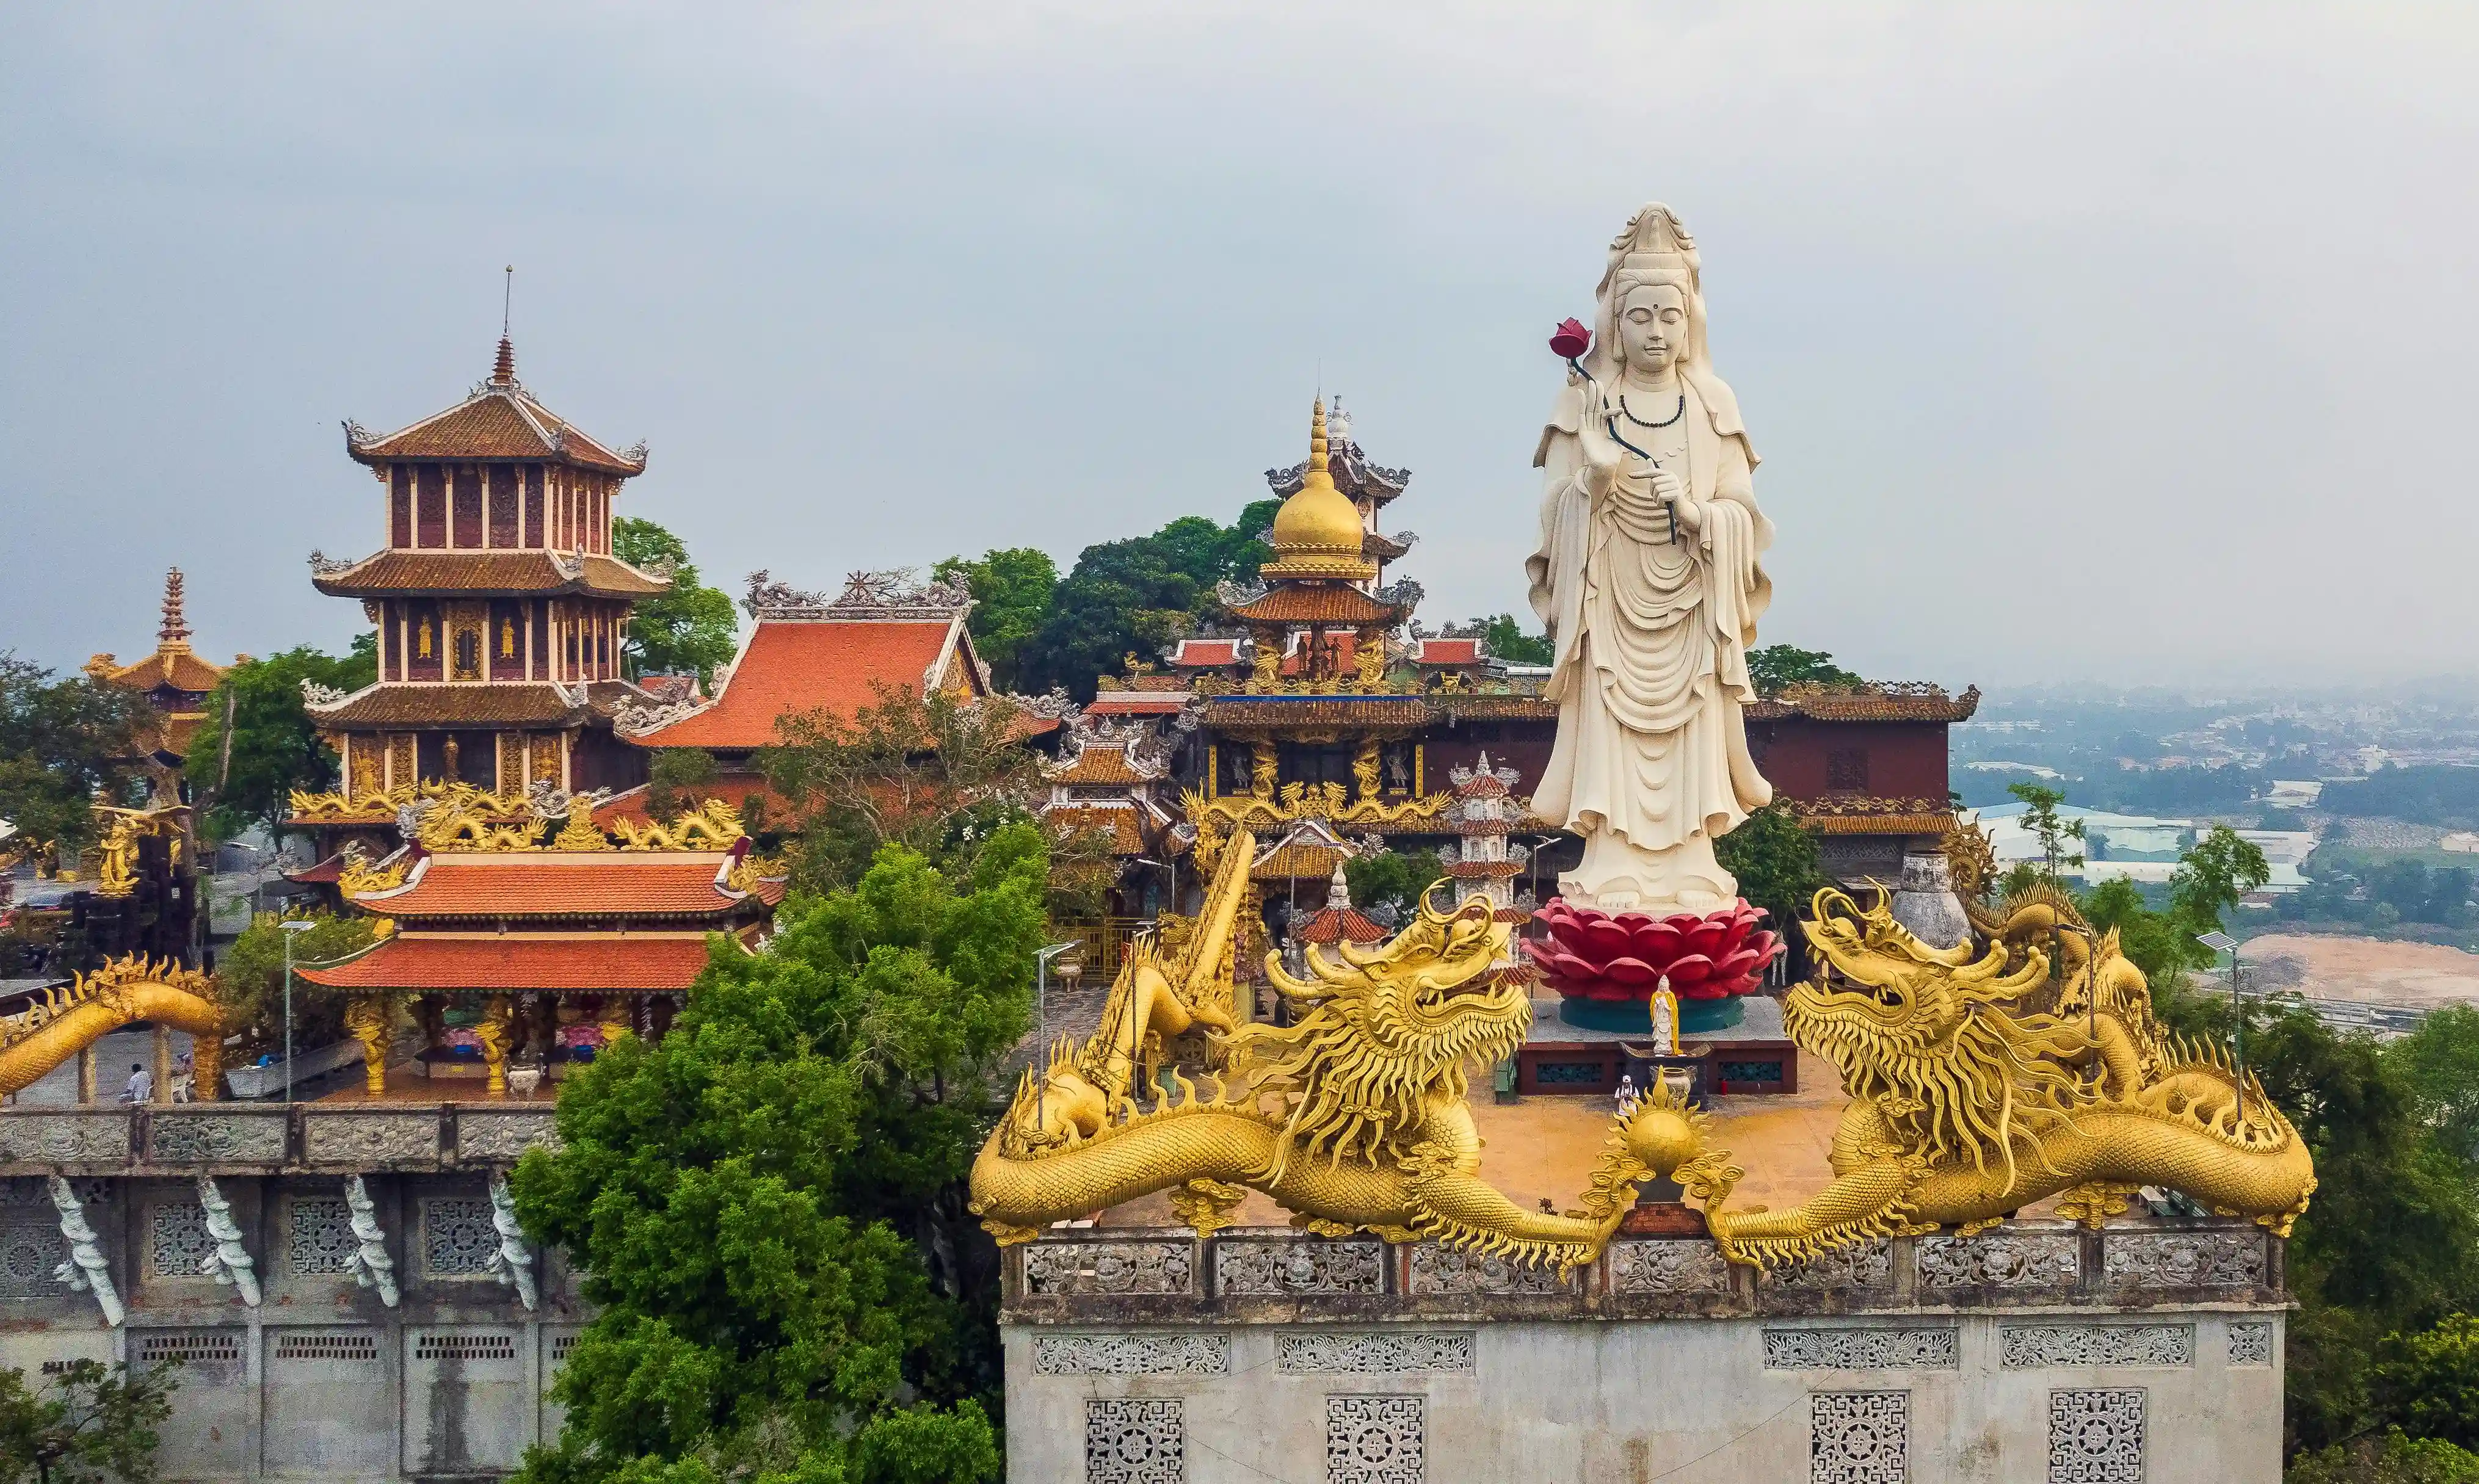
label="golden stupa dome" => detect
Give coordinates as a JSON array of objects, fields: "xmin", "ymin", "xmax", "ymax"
[{"xmin": 1261, "ymin": 399, "xmax": 1377, "ymax": 582}]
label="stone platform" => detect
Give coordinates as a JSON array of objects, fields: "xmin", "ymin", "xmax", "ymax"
[
  {"xmin": 1516, "ymin": 994, "xmax": 1800, "ymax": 1095},
  {"xmin": 1004, "ymin": 1218, "xmax": 2286, "ymax": 1483}
]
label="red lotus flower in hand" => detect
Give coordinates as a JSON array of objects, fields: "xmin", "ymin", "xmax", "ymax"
[
  {"xmin": 1522, "ymin": 897, "xmax": 1779, "ymax": 1002},
  {"xmin": 1548, "ymin": 317, "xmax": 1592, "ymax": 361}
]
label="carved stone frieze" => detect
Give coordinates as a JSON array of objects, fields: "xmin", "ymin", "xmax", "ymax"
[
  {"xmin": 1024, "ymin": 1240, "xmax": 1194, "ymax": 1297},
  {"xmin": 2101, "ymin": 1230, "xmax": 2265, "ymax": 1289},
  {"xmin": 150, "ymin": 1114, "xmax": 288, "ymax": 1164},
  {"xmin": 0, "ymin": 1114, "xmax": 130, "ymax": 1165},
  {"xmin": 1033, "ymin": 1333, "xmax": 1230, "ymax": 1375},
  {"xmin": 1759, "ymin": 1239, "xmax": 1894, "ymax": 1291},
  {"xmin": 1763, "ymin": 1327, "xmax": 1959, "ymax": 1371},
  {"xmin": 1610, "ymin": 1240, "xmax": 1731, "ymax": 1294},
  {"xmin": 1215, "ymin": 1239, "xmax": 1384, "ymax": 1296},
  {"xmin": 2001, "ymin": 1324, "xmax": 2193, "ymax": 1369},
  {"xmin": 2228, "ymin": 1322, "xmax": 2274, "ymax": 1367},
  {"xmin": 457, "ymin": 1112, "xmax": 562, "ymax": 1162},
  {"xmin": 303, "ymin": 1114, "xmax": 439, "ymax": 1166},
  {"xmin": 1407, "ymin": 1244, "xmax": 1571, "ymax": 1297},
  {"xmin": 1916, "ymin": 1232, "xmax": 2080, "ymax": 1291},
  {"xmin": 1278, "ymin": 1331, "xmax": 1474, "ymax": 1374}
]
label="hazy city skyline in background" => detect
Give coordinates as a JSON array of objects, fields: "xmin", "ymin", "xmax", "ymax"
[{"xmin": 5, "ymin": 4, "xmax": 2475, "ymax": 687}]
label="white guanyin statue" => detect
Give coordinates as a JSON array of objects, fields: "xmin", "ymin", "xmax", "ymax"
[{"xmin": 1525, "ymin": 202, "xmax": 1775, "ymax": 916}]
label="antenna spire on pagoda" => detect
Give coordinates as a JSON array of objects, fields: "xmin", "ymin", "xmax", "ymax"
[
  {"xmin": 492, "ymin": 265, "xmax": 517, "ymax": 386},
  {"xmin": 158, "ymin": 567, "xmax": 192, "ymax": 646}
]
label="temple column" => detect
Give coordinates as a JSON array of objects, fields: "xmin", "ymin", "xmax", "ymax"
[
  {"xmin": 344, "ymin": 994, "xmax": 391, "ymax": 1096},
  {"xmin": 151, "ymin": 1026, "xmax": 173, "ymax": 1104},
  {"xmin": 477, "ymin": 994, "xmax": 515, "ymax": 1096},
  {"xmin": 76, "ymin": 1043, "xmax": 95, "ymax": 1104}
]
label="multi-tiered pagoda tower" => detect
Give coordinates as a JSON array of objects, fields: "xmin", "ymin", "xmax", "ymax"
[{"xmin": 302, "ymin": 338, "xmax": 671, "ymax": 803}]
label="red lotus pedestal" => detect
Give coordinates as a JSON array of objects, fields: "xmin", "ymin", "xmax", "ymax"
[{"xmin": 1521, "ymin": 897, "xmax": 1779, "ymax": 1034}]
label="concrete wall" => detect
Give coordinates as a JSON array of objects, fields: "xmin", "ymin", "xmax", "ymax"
[
  {"xmin": 1004, "ymin": 1220, "xmax": 2288, "ymax": 1484},
  {"xmin": 0, "ymin": 1109, "xmax": 581, "ymax": 1484}
]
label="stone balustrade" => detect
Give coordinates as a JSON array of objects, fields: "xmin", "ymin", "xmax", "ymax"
[
  {"xmin": 0, "ymin": 1104, "xmax": 559, "ymax": 1174},
  {"xmin": 1004, "ymin": 1216, "xmax": 2285, "ymax": 1320}
]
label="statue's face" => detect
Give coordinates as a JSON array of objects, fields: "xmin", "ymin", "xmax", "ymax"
[{"xmin": 1618, "ymin": 283, "xmax": 1687, "ymax": 376}]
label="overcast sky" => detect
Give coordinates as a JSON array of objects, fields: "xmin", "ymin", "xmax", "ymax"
[{"xmin": 5, "ymin": 4, "xmax": 2475, "ymax": 689}]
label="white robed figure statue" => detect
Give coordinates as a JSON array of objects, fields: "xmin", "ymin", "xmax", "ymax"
[{"xmin": 1526, "ymin": 203, "xmax": 1774, "ymax": 916}]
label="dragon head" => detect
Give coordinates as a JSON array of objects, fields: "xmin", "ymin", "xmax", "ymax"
[
  {"xmin": 1787, "ymin": 888, "xmax": 2089, "ymax": 1181},
  {"xmin": 1231, "ymin": 886, "xmax": 1527, "ymax": 1177}
]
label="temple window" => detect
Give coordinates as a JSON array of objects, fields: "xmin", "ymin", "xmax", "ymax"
[
  {"xmin": 391, "ymin": 467, "xmax": 414, "ymax": 547},
  {"xmin": 523, "ymin": 466, "xmax": 545, "ymax": 547},
  {"xmin": 451, "ymin": 624, "xmax": 481, "ymax": 682},
  {"xmin": 488, "ymin": 465, "xmax": 520, "ymax": 547},
  {"xmin": 416, "ymin": 467, "xmax": 446, "ymax": 548},
  {"xmin": 452, "ymin": 466, "xmax": 484, "ymax": 547},
  {"xmin": 1826, "ymin": 747, "xmax": 1871, "ymax": 793}
]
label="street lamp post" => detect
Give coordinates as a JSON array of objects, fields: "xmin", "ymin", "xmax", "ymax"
[
  {"xmin": 279, "ymin": 920, "xmax": 316, "ymax": 1104},
  {"xmin": 2197, "ymin": 930, "xmax": 2244, "ymax": 1124}
]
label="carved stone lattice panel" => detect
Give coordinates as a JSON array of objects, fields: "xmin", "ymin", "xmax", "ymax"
[
  {"xmin": 458, "ymin": 1112, "xmax": 562, "ymax": 1162},
  {"xmin": 150, "ymin": 1114, "xmax": 287, "ymax": 1164},
  {"xmin": 1811, "ymin": 1391, "xmax": 1909, "ymax": 1484},
  {"xmin": 1916, "ymin": 1232, "xmax": 2080, "ymax": 1291},
  {"xmin": 1763, "ymin": 1328, "xmax": 1959, "ymax": 1372},
  {"xmin": 0, "ymin": 1178, "xmax": 46, "ymax": 1206},
  {"xmin": 0, "ymin": 1217, "xmax": 68, "ymax": 1298},
  {"xmin": 303, "ymin": 1113, "xmax": 438, "ymax": 1166},
  {"xmin": 1611, "ymin": 1240, "xmax": 1732, "ymax": 1294},
  {"xmin": 1327, "ymin": 1394, "xmax": 1423, "ymax": 1484},
  {"xmin": 148, "ymin": 1203, "xmax": 214, "ymax": 1278},
  {"xmin": 287, "ymin": 1198, "xmax": 357, "ymax": 1275},
  {"xmin": 2002, "ymin": 1326, "xmax": 2192, "ymax": 1370},
  {"xmin": 421, "ymin": 1198, "xmax": 498, "ymax": 1276},
  {"xmin": 1033, "ymin": 1333, "xmax": 1230, "ymax": 1375},
  {"xmin": 1408, "ymin": 1244, "xmax": 1571, "ymax": 1297},
  {"xmin": 1025, "ymin": 1241, "xmax": 1194, "ymax": 1297},
  {"xmin": 2228, "ymin": 1323, "xmax": 2275, "ymax": 1367},
  {"xmin": 1086, "ymin": 1397, "xmax": 1183, "ymax": 1484},
  {"xmin": 1216, "ymin": 1239, "xmax": 1384, "ymax": 1296},
  {"xmin": 1279, "ymin": 1331, "xmax": 1475, "ymax": 1374},
  {"xmin": 0, "ymin": 1115, "xmax": 131, "ymax": 1164},
  {"xmin": 2100, "ymin": 1231, "xmax": 2265, "ymax": 1290},
  {"xmin": 2049, "ymin": 1388, "xmax": 2144, "ymax": 1482},
  {"xmin": 1761, "ymin": 1240, "xmax": 1894, "ymax": 1292}
]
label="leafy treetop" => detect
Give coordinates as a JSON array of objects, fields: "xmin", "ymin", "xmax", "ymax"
[
  {"xmin": 0, "ymin": 656, "xmax": 151, "ymax": 853},
  {"xmin": 931, "ymin": 549, "xmax": 1059, "ymax": 693},
  {"xmin": 186, "ymin": 639, "xmax": 376, "ymax": 839},
  {"xmin": 1745, "ymin": 643, "xmax": 1863, "ymax": 698},
  {"xmin": 615, "ymin": 518, "xmax": 739, "ymax": 686},
  {"xmin": 0, "ymin": 1357, "xmax": 177, "ymax": 1484}
]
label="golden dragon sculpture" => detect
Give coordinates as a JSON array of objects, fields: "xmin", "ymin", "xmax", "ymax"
[
  {"xmin": 0, "ymin": 957, "xmax": 224, "ymax": 1100},
  {"xmin": 970, "ymin": 830, "xmax": 1676, "ymax": 1272},
  {"xmin": 1686, "ymin": 887, "xmax": 2316, "ymax": 1266}
]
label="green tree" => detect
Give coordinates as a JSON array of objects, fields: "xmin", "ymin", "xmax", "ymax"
[
  {"xmin": 0, "ymin": 1358, "xmax": 177, "ymax": 1484},
  {"xmin": 0, "ymin": 656, "xmax": 151, "ymax": 855},
  {"xmin": 214, "ymin": 910, "xmax": 380, "ymax": 1055},
  {"xmin": 2170, "ymin": 824, "xmax": 2273, "ymax": 955},
  {"xmin": 187, "ymin": 639, "xmax": 377, "ymax": 839},
  {"xmin": 2391, "ymin": 1006, "xmax": 2479, "ymax": 1164},
  {"xmin": 2287, "ymin": 1430, "xmax": 2479, "ymax": 1483},
  {"xmin": 2007, "ymin": 781, "xmax": 2085, "ymax": 882},
  {"xmin": 932, "ymin": 548, "xmax": 1059, "ymax": 692},
  {"xmin": 1715, "ymin": 801, "xmax": 1831, "ymax": 961},
  {"xmin": 645, "ymin": 748, "xmax": 722, "ymax": 822},
  {"xmin": 1468, "ymin": 614, "xmax": 1552, "ymax": 666},
  {"xmin": 761, "ymin": 683, "xmax": 1042, "ymax": 891},
  {"xmin": 1343, "ymin": 847, "xmax": 1447, "ymax": 918},
  {"xmin": 2378, "ymin": 1317, "xmax": 2479, "ymax": 1455},
  {"xmin": 1746, "ymin": 644, "xmax": 1862, "ymax": 698},
  {"xmin": 1016, "ymin": 502, "xmax": 1282, "ymax": 700},
  {"xmin": 615, "ymin": 517, "xmax": 740, "ymax": 686},
  {"xmin": 507, "ymin": 828, "xmax": 1048, "ymax": 1484}
]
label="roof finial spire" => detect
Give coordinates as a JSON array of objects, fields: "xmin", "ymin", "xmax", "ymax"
[
  {"xmin": 1308, "ymin": 396, "xmax": 1330, "ymax": 477},
  {"xmin": 492, "ymin": 266, "xmax": 516, "ymax": 386},
  {"xmin": 158, "ymin": 568, "xmax": 191, "ymax": 646}
]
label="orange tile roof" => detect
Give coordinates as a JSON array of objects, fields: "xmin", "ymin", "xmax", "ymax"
[
  {"xmin": 355, "ymin": 858, "xmax": 781, "ymax": 918},
  {"xmin": 296, "ymin": 935, "xmax": 720, "ymax": 991},
  {"xmin": 1169, "ymin": 638, "xmax": 1244, "ymax": 667},
  {"xmin": 1086, "ymin": 694, "xmax": 1194, "ymax": 715},
  {"xmin": 313, "ymin": 551, "xmax": 669, "ymax": 598},
  {"xmin": 634, "ymin": 618, "xmax": 962, "ymax": 750},
  {"xmin": 101, "ymin": 646, "xmax": 228, "ymax": 693},
  {"xmin": 348, "ymin": 377, "xmax": 643, "ymax": 476},
  {"xmin": 1225, "ymin": 584, "xmax": 1404, "ymax": 627},
  {"xmin": 1049, "ymin": 747, "xmax": 1153, "ymax": 785},
  {"xmin": 1252, "ymin": 841, "xmax": 1349, "ymax": 880},
  {"xmin": 1295, "ymin": 906, "xmax": 1388, "ymax": 944},
  {"xmin": 1204, "ymin": 696, "xmax": 1433, "ymax": 730},
  {"xmin": 1788, "ymin": 797, "xmax": 1958, "ymax": 836},
  {"xmin": 1748, "ymin": 685, "xmax": 1981, "ymax": 724},
  {"xmin": 1415, "ymin": 638, "xmax": 1483, "ymax": 667},
  {"xmin": 592, "ymin": 775, "xmax": 790, "ymax": 828},
  {"xmin": 308, "ymin": 682, "xmax": 592, "ymax": 728}
]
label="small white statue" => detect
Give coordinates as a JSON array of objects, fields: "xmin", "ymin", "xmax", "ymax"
[
  {"xmin": 1614, "ymin": 1073, "xmax": 1639, "ymax": 1117},
  {"xmin": 1526, "ymin": 203, "xmax": 1776, "ymax": 915},
  {"xmin": 1650, "ymin": 982, "xmax": 1678, "ymax": 1058}
]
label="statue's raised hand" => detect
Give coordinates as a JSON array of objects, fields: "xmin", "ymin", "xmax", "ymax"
[{"xmin": 1579, "ymin": 452, "xmax": 1624, "ymax": 503}]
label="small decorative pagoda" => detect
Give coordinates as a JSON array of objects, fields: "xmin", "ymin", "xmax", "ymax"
[
  {"xmin": 293, "ymin": 336, "xmax": 672, "ymax": 850},
  {"xmin": 85, "ymin": 568, "xmax": 233, "ymax": 776},
  {"xmin": 1437, "ymin": 752, "xmax": 1533, "ymax": 917}
]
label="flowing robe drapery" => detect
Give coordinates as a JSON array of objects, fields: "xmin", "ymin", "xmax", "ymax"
[{"xmin": 1525, "ymin": 374, "xmax": 1774, "ymax": 900}]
